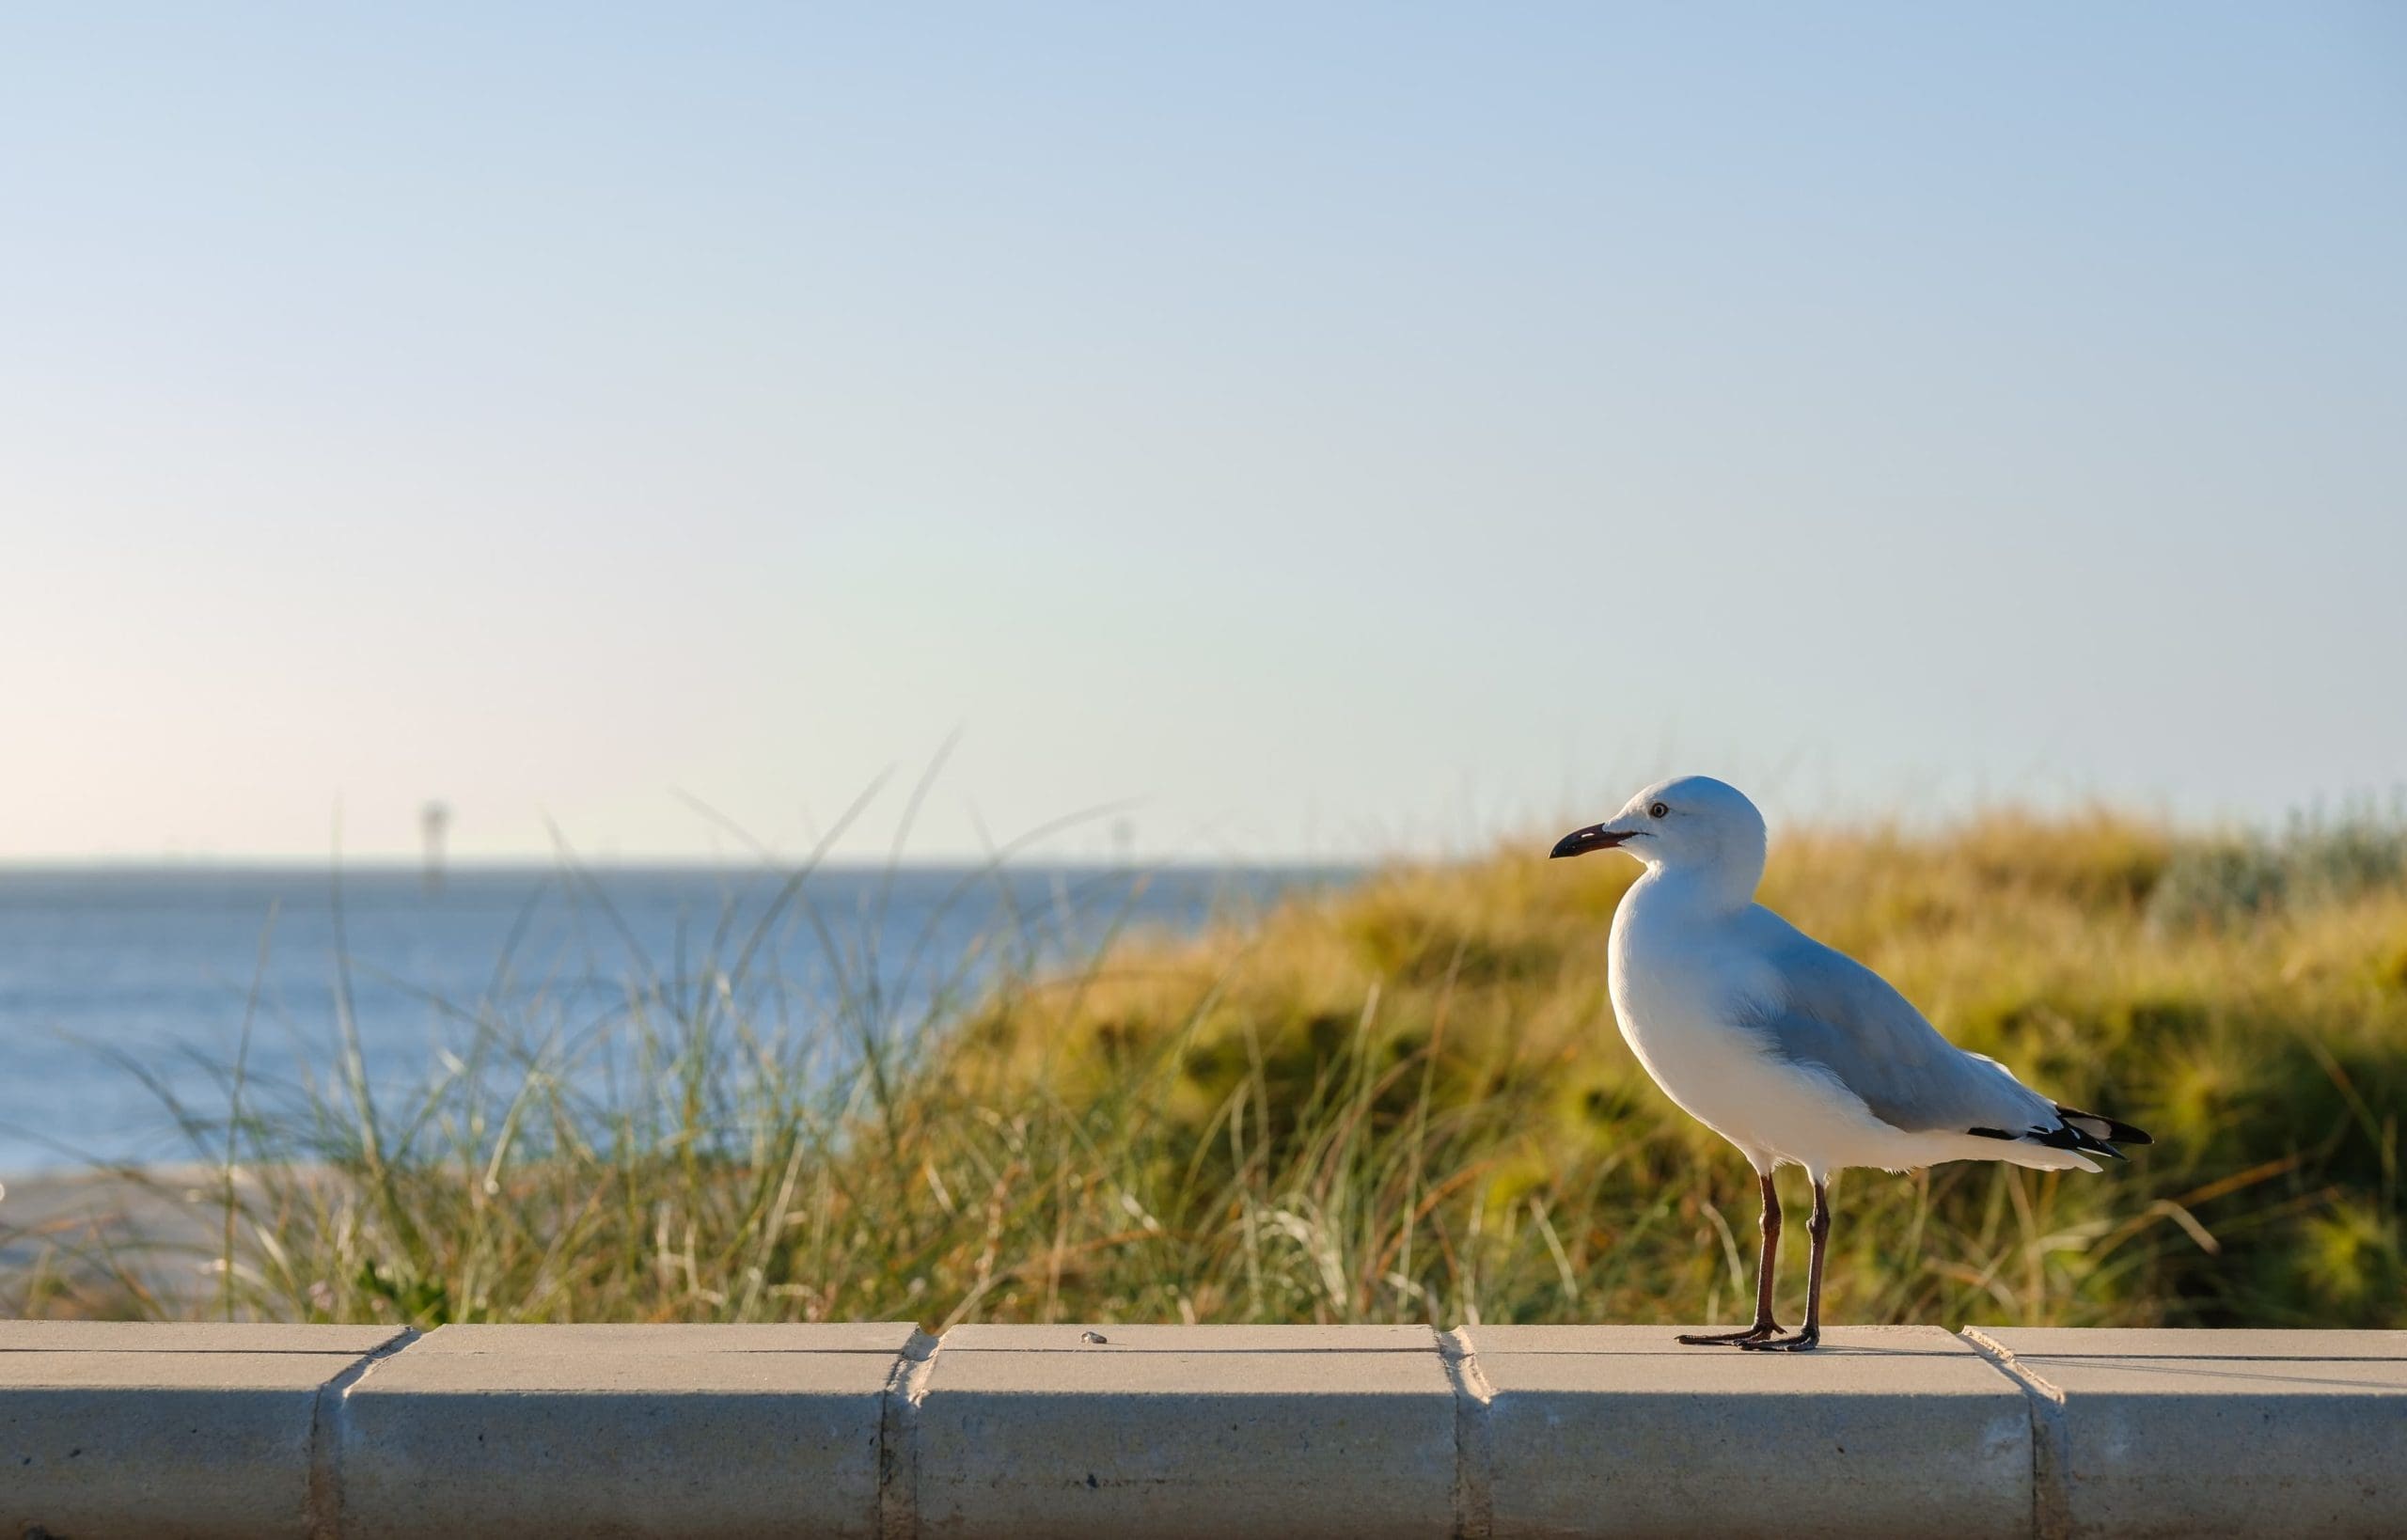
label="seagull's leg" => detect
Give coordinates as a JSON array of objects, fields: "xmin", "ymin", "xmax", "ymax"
[
  {"xmin": 1676, "ymin": 1170, "xmax": 1784, "ymax": 1344},
  {"xmin": 1739, "ymin": 1177, "xmax": 1828, "ymax": 1352}
]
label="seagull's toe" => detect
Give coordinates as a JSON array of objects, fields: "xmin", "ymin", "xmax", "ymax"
[{"xmin": 1735, "ymin": 1329, "xmax": 1821, "ymax": 1352}]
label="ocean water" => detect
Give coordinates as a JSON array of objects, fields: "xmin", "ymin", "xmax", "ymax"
[{"xmin": 0, "ymin": 864, "xmax": 1344, "ymax": 1171}]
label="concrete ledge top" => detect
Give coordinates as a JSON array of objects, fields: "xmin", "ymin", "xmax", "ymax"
[
  {"xmin": 1463, "ymin": 1322, "xmax": 1983, "ymax": 1357},
  {"xmin": 1973, "ymin": 1325, "xmax": 2407, "ymax": 1359},
  {"xmin": 941, "ymin": 1322, "xmax": 1437, "ymax": 1351},
  {"xmin": 1474, "ymin": 1325, "xmax": 2024, "ymax": 1400},
  {"xmin": 407, "ymin": 1321, "xmax": 920, "ymax": 1354},
  {"xmin": 0, "ymin": 1320, "xmax": 411, "ymax": 1353},
  {"xmin": 356, "ymin": 1344, "xmax": 908, "ymax": 1395},
  {"xmin": 0, "ymin": 1323, "xmax": 2400, "ymax": 1539},
  {"xmin": 0, "ymin": 1348, "xmax": 380, "ymax": 1391},
  {"xmin": 928, "ymin": 1344, "xmax": 1453, "ymax": 1394}
]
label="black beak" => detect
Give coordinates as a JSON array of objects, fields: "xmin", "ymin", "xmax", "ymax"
[{"xmin": 1550, "ymin": 824, "xmax": 1632, "ymax": 859}]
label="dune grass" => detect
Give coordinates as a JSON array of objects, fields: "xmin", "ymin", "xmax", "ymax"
[{"xmin": 9, "ymin": 810, "xmax": 2402, "ymax": 1332}]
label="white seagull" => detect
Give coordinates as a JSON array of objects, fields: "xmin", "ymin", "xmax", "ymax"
[{"xmin": 1551, "ymin": 776, "xmax": 2148, "ymax": 1351}]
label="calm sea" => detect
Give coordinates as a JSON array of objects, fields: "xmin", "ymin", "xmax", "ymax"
[{"xmin": 0, "ymin": 864, "xmax": 1345, "ymax": 1171}]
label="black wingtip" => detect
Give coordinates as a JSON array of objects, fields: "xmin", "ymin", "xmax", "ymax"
[
  {"xmin": 1969, "ymin": 1109, "xmax": 2149, "ymax": 1162},
  {"xmin": 1997, "ymin": 1118, "xmax": 2133, "ymax": 1160},
  {"xmin": 2029, "ymin": 1123, "xmax": 2096, "ymax": 1154},
  {"xmin": 2057, "ymin": 1105, "xmax": 2153, "ymax": 1148}
]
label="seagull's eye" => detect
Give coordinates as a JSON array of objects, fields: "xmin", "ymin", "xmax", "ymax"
[{"xmin": 1648, "ymin": 801, "xmax": 1669, "ymax": 819}]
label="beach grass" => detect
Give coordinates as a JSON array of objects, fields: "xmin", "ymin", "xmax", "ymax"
[{"xmin": 8, "ymin": 809, "xmax": 2402, "ymax": 1333}]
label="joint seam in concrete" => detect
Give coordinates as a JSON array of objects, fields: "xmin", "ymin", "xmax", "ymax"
[
  {"xmin": 878, "ymin": 1328, "xmax": 942, "ymax": 1540},
  {"xmin": 307, "ymin": 1328, "xmax": 419, "ymax": 1540},
  {"xmin": 1961, "ymin": 1327, "xmax": 2070, "ymax": 1540},
  {"xmin": 1439, "ymin": 1327, "xmax": 1495, "ymax": 1540}
]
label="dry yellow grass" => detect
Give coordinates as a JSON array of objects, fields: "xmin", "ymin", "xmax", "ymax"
[{"xmin": 933, "ymin": 809, "xmax": 2402, "ymax": 1329}]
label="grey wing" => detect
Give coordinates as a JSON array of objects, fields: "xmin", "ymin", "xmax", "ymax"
[{"xmin": 1739, "ymin": 918, "xmax": 2057, "ymax": 1138}]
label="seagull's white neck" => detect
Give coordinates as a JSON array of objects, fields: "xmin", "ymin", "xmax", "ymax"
[{"xmin": 1628, "ymin": 851, "xmax": 1761, "ymax": 919}]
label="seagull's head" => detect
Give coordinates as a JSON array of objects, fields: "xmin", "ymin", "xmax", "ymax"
[{"xmin": 1550, "ymin": 776, "xmax": 1769, "ymax": 891}]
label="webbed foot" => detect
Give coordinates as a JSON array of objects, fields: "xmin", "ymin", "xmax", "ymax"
[
  {"xmin": 1735, "ymin": 1328, "xmax": 1821, "ymax": 1352},
  {"xmin": 1675, "ymin": 1323, "xmax": 1784, "ymax": 1345}
]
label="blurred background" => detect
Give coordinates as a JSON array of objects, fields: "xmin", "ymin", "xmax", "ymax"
[
  {"xmin": 0, "ymin": 5, "xmax": 2399, "ymax": 1330},
  {"xmin": 6, "ymin": 3, "xmax": 2403, "ymax": 863}
]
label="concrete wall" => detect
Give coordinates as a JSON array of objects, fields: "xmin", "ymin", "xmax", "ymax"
[{"xmin": 0, "ymin": 1319, "xmax": 2398, "ymax": 1538}]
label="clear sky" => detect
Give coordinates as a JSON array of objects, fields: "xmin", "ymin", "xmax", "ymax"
[{"xmin": 4, "ymin": 4, "xmax": 2402, "ymax": 862}]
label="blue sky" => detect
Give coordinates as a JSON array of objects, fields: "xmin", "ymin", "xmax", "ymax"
[{"xmin": 4, "ymin": 4, "xmax": 2402, "ymax": 860}]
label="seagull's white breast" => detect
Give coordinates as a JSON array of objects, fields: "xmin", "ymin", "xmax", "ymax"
[{"xmin": 1607, "ymin": 880, "xmax": 1904, "ymax": 1174}]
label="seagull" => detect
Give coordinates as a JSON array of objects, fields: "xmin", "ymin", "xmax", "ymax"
[{"xmin": 1551, "ymin": 776, "xmax": 2148, "ymax": 1351}]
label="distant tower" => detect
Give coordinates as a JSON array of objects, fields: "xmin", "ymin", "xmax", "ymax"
[{"xmin": 420, "ymin": 801, "xmax": 451, "ymax": 894}]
